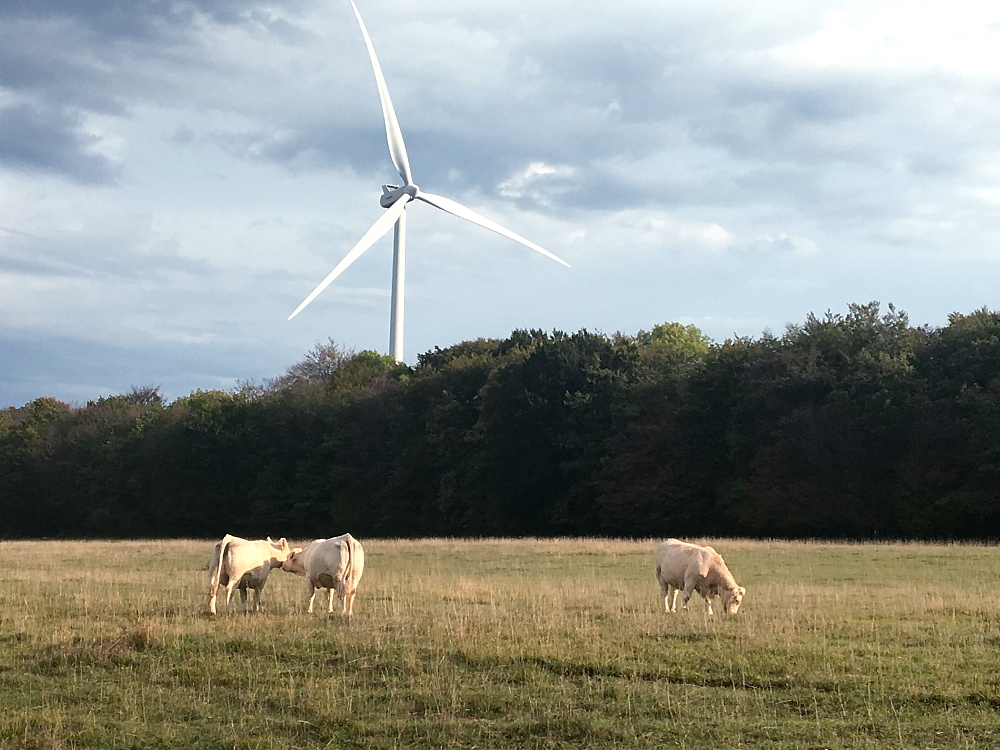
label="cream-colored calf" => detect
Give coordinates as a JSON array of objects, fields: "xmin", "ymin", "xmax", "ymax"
[
  {"xmin": 281, "ymin": 533, "xmax": 365, "ymax": 615},
  {"xmin": 208, "ymin": 535, "xmax": 291, "ymax": 614},
  {"xmin": 654, "ymin": 538, "xmax": 746, "ymax": 616}
]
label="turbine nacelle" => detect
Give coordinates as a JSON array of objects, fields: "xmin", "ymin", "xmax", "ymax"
[{"xmin": 380, "ymin": 183, "xmax": 420, "ymax": 208}]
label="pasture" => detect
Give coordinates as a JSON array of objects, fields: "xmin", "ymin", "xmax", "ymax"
[{"xmin": 1, "ymin": 539, "xmax": 1000, "ymax": 749}]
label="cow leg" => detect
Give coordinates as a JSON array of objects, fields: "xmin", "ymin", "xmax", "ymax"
[
  {"xmin": 333, "ymin": 580, "xmax": 347, "ymax": 615},
  {"xmin": 704, "ymin": 595, "xmax": 714, "ymax": 616},
  {"xmin": 224, "ymin": 580, "xmax": 239, "ymax": 613},
  {"xmin": 666, "ymin": 586, "xmax": 679, "ymax": 613},
  {"xmin": 306, "ymin": 581, "xmax": 317, "ymax": 614},
  {"xmin": 238, "ymin": 584, "xmax": 249, "ymax": 613},
  {"xmin": 253, "ymin": 583, "xmax": 264, "ymax": 612},
  {"xmin": 681, "ymin": 580, "xmax": 698, "ymax": 611},
  {"xmin": 344, "ymin": 586, "xmax": 356, "ymax": 616},
  {"xmin": 209, "ymin": 573, "xmax": 224, "ymax": 615},
  {"xmin": 658, "ymin": 575, "xmax": 671, "ymax": 613},
  {"xmin": 328, "ymin": 587, "xmax": 337, "ymax": 615}
]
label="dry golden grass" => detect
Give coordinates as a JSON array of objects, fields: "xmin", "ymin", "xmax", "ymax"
[{"xmin": 2, "ymin": 538, "xmax": 1000, "ymax": 748}]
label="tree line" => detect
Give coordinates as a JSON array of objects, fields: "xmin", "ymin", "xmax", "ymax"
[{"xmin": 3, "ymin": 302, "xmax": 1000, "ymax": 540}]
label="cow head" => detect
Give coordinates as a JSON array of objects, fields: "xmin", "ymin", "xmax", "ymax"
[
  {"xmin": 721, "ymin": 586, "xmax": 746, "ymax": 616},
  {"xmin": 281, "ymin": 548, "xmax": 307, "ymax": 576},
  {"xmin": 266, "ymin": 537, "xmax": 292, "ymax": 566}
]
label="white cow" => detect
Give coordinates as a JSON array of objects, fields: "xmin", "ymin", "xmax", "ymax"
[
  {"xmin": 281, "ymin": 533, "xmax": 365, "ymax": 615},
  {"xmin": 207, "ymin": 535, "xmax": 292, "ymax": 614},
  {"xmin": 653, "ymin": 538, "xmax": 746, "ymax": 616}
]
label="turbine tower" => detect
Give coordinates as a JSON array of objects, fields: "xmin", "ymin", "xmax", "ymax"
[{"xmin": 288, "ymin": 1, "xmax": 570, "ymax": 362}]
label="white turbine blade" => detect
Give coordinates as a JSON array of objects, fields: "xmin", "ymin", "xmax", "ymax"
[
  {"xmin": 288, "ymin": 195, "xmax": 411, "ymax": 320},
  {"xmin": 417, "ymin": 192, "xmax": 570, "ymax": 267},
  {"xmin": 351, "ymin": 1, "xmax": 413, "ymax": 186}
]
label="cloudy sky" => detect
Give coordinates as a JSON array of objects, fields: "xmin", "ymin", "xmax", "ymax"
[{"xmin": 2, "ymin": 0, "xmax": 999, "ymax": 407}]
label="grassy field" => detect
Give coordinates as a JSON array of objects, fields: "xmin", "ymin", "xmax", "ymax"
[{"xmin": 2, "ymin": 538, "xmax": 1000, "ymax": 749}]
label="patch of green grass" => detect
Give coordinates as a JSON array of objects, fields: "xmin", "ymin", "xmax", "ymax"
[{"xmin": 2, "ymin": 538, "xmax": 1000, "ymax": 748}]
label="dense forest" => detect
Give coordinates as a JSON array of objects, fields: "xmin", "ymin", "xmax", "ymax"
[{"xmin": 3, "ymin": 302, "xmax": 1000, "ymax": 540}]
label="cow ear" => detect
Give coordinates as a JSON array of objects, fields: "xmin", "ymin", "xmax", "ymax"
[
  {"xmin": 267, "ymin": 536, "xmax": 273, "ymax": 543},
  {"xmin": 280, "ymin": 537, "xmax": 288, "ymax": 549}
]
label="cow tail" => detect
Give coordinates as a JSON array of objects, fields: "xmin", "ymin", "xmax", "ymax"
[
  {"xmin": 344, "ymin": 534, "xmax": 355, "ymax": 590},
  {"xmin": 209, "ymin": 535, "xmax": 234, "ymax": 593}
]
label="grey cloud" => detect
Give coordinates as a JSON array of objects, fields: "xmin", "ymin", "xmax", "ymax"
[
  {"xmin": 200, "ymin": 124, "xmax": 388, "ymax": 177},
  {"xmin": 0, "ymin": 0, "xmax": 315, "ymax": 184},
  {"xmin": 171, "ymin": 126, "xmax": 196, "ymax": 145},
  {"xmin": 0, "ymin": 3, "xmax": 663, "ymax": 200},
  {"xmin": 0, "ymin": 223, "xmax": 222, "ymax": 284},
  {"xmin": 719, "ymin": 73, "xmax": 882, "ymax": 122},
  {"xmin": 522, "ymin": 33, "xmax": 697, "ymax": 127},
  {"xmin": 240, "ymin": 19, "xmax": 881, "ymax": 215},
  {"xmin": 0, "ymin": 103, "xmax": 119, "ymax": 184},
  {"xmin": 695, "ymin": 82, "xmax": 888, "ymax": 165},
  {"xmin": 906, "ymin": 151, "xmax": 960, "ymax": 177},
  {"xmin": 0, "ymin": 0, "xmax": 323, "ymax": 113},
  {"xmin": 0, "ymin": 23, "xmax": 122, "ymax": 114},
  {"xmin": 0, "ymin": 0, "xmax": 289, "ymax": 42}
]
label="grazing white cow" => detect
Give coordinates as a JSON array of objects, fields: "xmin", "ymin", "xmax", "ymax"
[
  {"xmin": 207, "ymin": 535, "xmax": 292, "ymax": 614},
  {"xmin": 281, "ymin": 533, "xmax": 365, "ymax": 615},
  {"xmin": 653, "ymin": 538, "xmax": 746, "ymax": 616}
]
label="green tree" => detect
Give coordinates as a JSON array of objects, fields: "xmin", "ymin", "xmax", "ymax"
[
  {"xmin": 644, "ymin": 322, "xmax": 711, "ymax": 353},
  {"xmin": 738, "ymin": 303, "xmax": 925, "ymax": 537}
]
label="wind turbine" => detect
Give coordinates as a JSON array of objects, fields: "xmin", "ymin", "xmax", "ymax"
[{"xmin": 287, "ymin": 1, "xmax": 570, "ymax": 362}]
